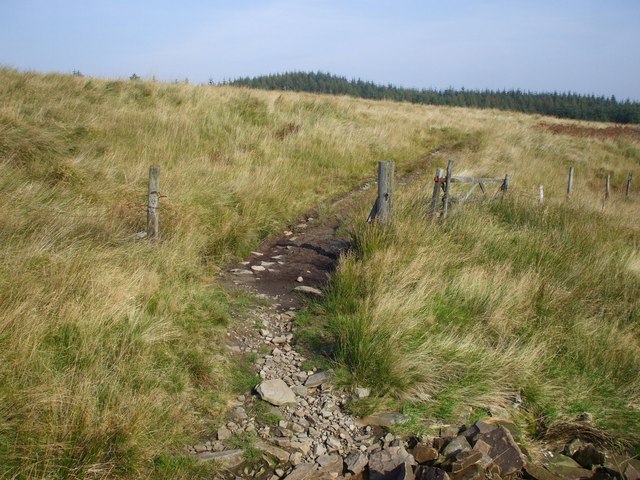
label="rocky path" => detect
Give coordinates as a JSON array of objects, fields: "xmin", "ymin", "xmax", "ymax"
[
  {"xmin": 209, "ymin": 183, "xmax": 377, "ymax": 477},
  {"xmin": 184, "ymin": 168, "xmax": 639, "ymax": 479}
]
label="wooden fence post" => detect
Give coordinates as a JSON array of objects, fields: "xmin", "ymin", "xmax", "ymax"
[
  {"xmin": 502, "ymin": 174, "xmax": 510, "ymax": 198},
  {"xmin": 567, "ymin": 167, "xmax": 574, "ymax": 199},
  {"xmin": 442, "ymin": 160, "xmax": 453, "ymax": 219},
  {"xmin": 429, "ymin": 167, "xmax": 443, "ymax": 218},
  {"xmin": 148, "ymin": 165, "xmax": 160, "ymax": 239},
  {"xmin": 605, "ymin": 174, "xmax": 611, "ymax": 202},
  {"xmin": 368, "ymin": 161, "xmax": 394, "ymax": 224},
  {"xmin": 377, "ymin": 161, "xmax": 394, "ymax": 224},
  {"xmin": 626, "ymin": 172, "xmax": 633, "ymax": 200},
  {"xmin": 539, "ymin": 185, "xmax": 544, "ymax": 204}
]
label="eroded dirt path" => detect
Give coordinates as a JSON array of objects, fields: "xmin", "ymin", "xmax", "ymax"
[
  {"xmin": 187, "ymin": 158, "xmax": 439, "ymax": 479},
  {"xmin": 224, "ymin": 159, "xmax": 437, "ymax": 309},
  {"xmin": 227, "ymin": 213, "xmax": 349, "ymax": 311},
  {"xmin": 185, "ymin": 154, "xmax": 640, "ymax": 480}
]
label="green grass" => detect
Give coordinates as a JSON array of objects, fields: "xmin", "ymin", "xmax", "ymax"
[
  {"xmin": 2, "ymin": 66, "xmax": 640, "ymax": 476},
  {"xmin": 5, "ymin": 66, "xmax": 476, "ymax": 478},
  {"xmin": 248, "ymin": 400, "xmax": 283, "ymax": 426},
  {"xmin": 229, "ymin": 354, "xmax": 261, "ymax": 394},
  {"xmin": 227, "ymin": 432, "xmax": 261, "ymax": 462},
  {"xmin": 317, "ymin": 191, "xmax": 640, "ymax": 447}
]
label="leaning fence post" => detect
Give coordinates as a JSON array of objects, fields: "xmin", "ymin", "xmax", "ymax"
[
  {"xmin": 539, "ymin": 185, "xmax": 544, "ymax": 204},
  {"xmin": 148, "ymin": 165, "xmax": 160, "ymax": 239},
  {"xmin": 626, "ymin": 172, "xmax": 632, "ymax": 200},
  {"xmin": 429, "ymin": 167, "xmax": 444, "ymax": 218},
  {"xmin": 567, "ymin": 167, "xmax": 574, "ymax": 200},
  {"xmin": 605, "ymin": 174, "xmax": 611, "ymax": 202},
  {"xmin": 442, "ymin": 160, "xmax": 453, "ymax": 219}
]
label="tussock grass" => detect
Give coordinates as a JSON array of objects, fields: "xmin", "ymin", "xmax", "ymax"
[
  {"xmin": 1, "ymin": 67, "xmax": 639, "ymax": 476},
  {"xmin": 0, "ymin": 67, "xmax": 463, "ymax": 477},
  {"xmin": 321, "ymin": 127, "xmax": 640, "ymax": 447}
]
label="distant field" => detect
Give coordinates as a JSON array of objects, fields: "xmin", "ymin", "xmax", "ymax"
[{"xmin": 1, "ymin": 68, "xmax": 638, "ymax": 477}]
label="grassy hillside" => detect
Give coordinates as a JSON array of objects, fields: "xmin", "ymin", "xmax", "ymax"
[
  {"xmin": 1, "ymin": 67, "xmax": 639, "ymax": 477},
  {"xmin": 320, "ymin": 191, "xmax": 640, "ymax": 445},
  {"xmin": 0, "ymin": 67, "xmax": 459, "ymax": 478},
  {"xmin": 310, "ymin": 117, "xmax": 640, "ymax": 449}
]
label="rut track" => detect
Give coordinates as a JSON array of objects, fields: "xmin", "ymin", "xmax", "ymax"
[
  {"xmin": 190, "ymin": 153, "xmax": 441, "ymax": 478},
  {"xmin": 223, "ymin": 151, "xmax": 442, "ymax": 311}
]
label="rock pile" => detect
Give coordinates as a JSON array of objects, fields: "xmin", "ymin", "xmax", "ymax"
[
  {"xmin": 190, "ymin": 410, "xmax": 640, "ymax": 479},
  {"xmin": 245, "ymin": 309, "xmax": 368, "ymax": 464},
  {"xmin": 532, "ymin": 439, "xmax": 640, "ymax": 480}
]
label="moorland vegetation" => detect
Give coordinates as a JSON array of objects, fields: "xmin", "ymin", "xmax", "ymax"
[{"xmin": 0, "ymin": 67, "xmax": 638, "ymax": 478}]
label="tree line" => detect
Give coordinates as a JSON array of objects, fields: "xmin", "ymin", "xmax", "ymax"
[{"xmin": 223, "ymin": 71, "xmax": 640, "ymax": 125}]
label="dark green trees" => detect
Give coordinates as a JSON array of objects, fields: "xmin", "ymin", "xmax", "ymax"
[{"xmin": 225, "ymin": 71, "xmax": 640, "ymax": 125}]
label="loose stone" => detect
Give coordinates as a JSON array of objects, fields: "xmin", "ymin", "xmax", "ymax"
[
  {"xmin": 345, "ymin": 450, "xmax": 369, "ymax": 474},
  {"xmin": 293, "ymin": 285, "xmax": 323, "ymax": 297},
  {"xmin": 256, "ymin": 379, "xmax": 297, "ymax": 406},
  {"xmin": 217, "ymin": 426, "xmax": 232, "ymax": 441},
  {"xmin": 355, "ymin": 387, "xmax": 371, "ymax": 399},
  {"xmin": 196, "ymin": 449, "xmax": 244, "ymax": 467},
  {"xmin": 304, "ymin": 370, "xmax": 333, "ymax": 387}
]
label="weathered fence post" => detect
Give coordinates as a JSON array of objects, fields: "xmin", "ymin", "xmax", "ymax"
[
  {"xmin": 605, "ymin": 174, "xmax": 611, "ymax": 202},
  {"xmin": 539, "ymin": 185, "xmax": 544, "ymax": 204},
  {"xmin": 148, "ymin": 165, "xmax": 160, "ymax": 239},
  {"xmin": 442, "ymin": 160, "xmax": 453, "ymax": 219},
  {"xmin": 626, "ymin": 172, "xmax": 633, "ymax": 200},
  {"xmin": 501, "ymin": 174, "xmax": 510, "ymax": 198},
  {"xmin": 377, "ymin": 161, "xmax": 394, "ymax": 224},
  {"xmin": 367, "ymin": 161, "xmax": 394, "ymax": 224},
  {"xmin": 567, "ymin": 167, "xmax": 574, "ymax": 199},
  {"xmin": 429, "ymin": 167, "xmax": 444, "ymax": 218}
]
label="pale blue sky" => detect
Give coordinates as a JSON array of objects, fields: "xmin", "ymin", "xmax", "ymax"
[{"xmin": 1, "ymin": 1, "xmax": 639, "ymax": 100}]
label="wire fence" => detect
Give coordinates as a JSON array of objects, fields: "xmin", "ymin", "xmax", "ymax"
[{"xmin": 367, "ymin": 161, "xmax": 636, "ymax": 225}]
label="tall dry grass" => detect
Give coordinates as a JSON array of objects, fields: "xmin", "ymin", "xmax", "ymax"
[
  {"xmin": 319, "ymin": 115, "xmax": 640, "ymax": 447},
  {"xmin": 2, "ymin": 67, "xmax": 639, "ymax": 476},
  {"xmin": 0, "ymin": 67, "xmax": 478, "ymax": 477}
]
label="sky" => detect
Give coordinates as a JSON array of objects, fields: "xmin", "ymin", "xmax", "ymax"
[{"xmin": 1, "ymin": 0, "xmax": 639, "ymax": 100}]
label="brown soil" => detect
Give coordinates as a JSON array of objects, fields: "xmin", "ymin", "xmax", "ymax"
[
  {"xmin": 227, "ymin": 215, "xmax": 350, "ymax": 311},
  {"xmin": 223, "ymin": 173, "xmax": 380, "ymax": 312},
  {"xmin": 537, "ymin": 122, "xmax": 640, "ymax": 141},
  {"xmin": 224, "ymin": 153, "xmax": 440, "ymax": 312}
]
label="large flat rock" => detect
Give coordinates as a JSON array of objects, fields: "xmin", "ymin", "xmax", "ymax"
[
  {"xmin": 369, "ymin": 446, "xmax": 416, "ymax": 480},
  {"xmin": 345, "ymin": 450, "xmax": 368, "ymax": 474},
  {"xmin": 284, "ymin": 462, "xmax": 317, "ymax": 479},
  {"xmin": 254, "ymin": 440, "xmax": 290, "ymax": 463},
  {"xmin": 359, "ymin": 412, "xmax": 410, "ymax": 427},
  {"xmin": 304, "ymin": 370, "xmax": 333, "ymax": 387},
  {"xmin": 256, "ymin": 379, "xmax": 297, "ymax": 406},
  {"xmin": 474, "ymin": 425, "xmax": 525, "ymax": 476},
  {"xmin": 543, "ymin": 454, "xmax": 592, "ymax": 480}
]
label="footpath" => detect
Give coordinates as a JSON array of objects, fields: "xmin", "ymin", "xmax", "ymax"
[{"xmin": 185, "ymin": 177, "xmax": 639, "ymax": 480}]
